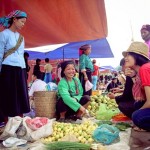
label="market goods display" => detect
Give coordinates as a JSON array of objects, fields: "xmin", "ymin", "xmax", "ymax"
[
  {"xmin": 46, "ymin": 141, "xmax": 91, "ymax": 150},
  {"xmin": 42, "ymin": 121, "xmax": 98, "ymax": 144},
  {"xmin": 45, "ymin": 141, "xmax": 106, "ymax": 150},
  {"xmin": 92, "ymin": 124, "xmax": 120, "ymax": 145},
  {"xmin": 112, "ymin": 113, "xmax": 131, "ymax": 122},
  {"xmin": 87, "ymin": 94, "xmax": 118, "ymax": 117}
]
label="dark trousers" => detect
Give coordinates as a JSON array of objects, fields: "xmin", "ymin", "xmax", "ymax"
[
  {"xmin": 79, "ymin": 71, "xmax": 92, "ymax": 96},
  {"xmin": 132, "ymin": 101, "xmax": 150, "ymax": 131},
  {"xmin": 0, "ymin": 74, "xmax": 5, "ymax": 122},
  {"xmin": 56, "ymin": 95, "xmax": 90, "ymax": 119},
  {"xmin": 115, "ymin": 98, "xmax": 135, "ymax": 118}
]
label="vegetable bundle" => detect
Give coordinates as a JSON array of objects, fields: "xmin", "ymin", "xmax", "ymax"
[{"xmin": 46, "ymin": 141, "xmax": 91, "ymax": 150}]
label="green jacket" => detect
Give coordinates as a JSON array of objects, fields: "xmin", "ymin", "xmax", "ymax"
[
  {"xmin": 79, "ymin": 54, "xmax": 93, "ymax": 71},
  {"xmin": 57, "ymin": 77, "xmax": 83, "ymax": 112}
]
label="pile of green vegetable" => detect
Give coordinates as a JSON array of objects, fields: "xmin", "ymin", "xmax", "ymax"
[
  {"xmin": 46, "ymin": 141, "xmax": 91, "ymax": 150},
  {"xmin": 114, "ymin": 122, "xmax": 132, "ymax": 131}
]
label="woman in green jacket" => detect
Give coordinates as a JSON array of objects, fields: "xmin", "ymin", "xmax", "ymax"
[
  {"xmin": 56, "ymin": 61, "xmax": 90, "ymax": 122},
  {"xmin": 79, "ymin": 44, "xmax": 93, "ymax": 96}
]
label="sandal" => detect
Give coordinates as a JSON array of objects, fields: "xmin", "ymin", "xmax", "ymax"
[{"xmin": 133, "ymin": 126, "xmax": 146, "ymax": 132}]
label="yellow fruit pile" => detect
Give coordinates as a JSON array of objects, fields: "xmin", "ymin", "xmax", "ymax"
[
  {"xmin": 41, "ymin": 121, "xmax": 98, "ymax": 144},
  {"xmin": 87, "ymin": 94, "xmax": 118, "ymax": 117}
]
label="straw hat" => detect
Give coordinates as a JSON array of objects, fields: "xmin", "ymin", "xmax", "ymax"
[{"xmin": 122, "ymin": 42, "xmax": 149, "ymax": 60}]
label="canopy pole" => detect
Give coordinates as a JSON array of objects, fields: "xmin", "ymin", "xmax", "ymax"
[{"xmin": 63, "ymin": 48, "xmax": 64, "ymax": 61}]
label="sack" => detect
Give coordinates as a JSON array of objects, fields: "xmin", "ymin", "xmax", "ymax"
[
  {"xmin": 25, "ymin": 117, "xmax": 49, "ymax": 131},
  {"xmin": 0, "ymin": 116, "xmax": 22, "ymax": 140},
  {"xmin": 0, "ymin": 116, "xmax": 54, "ymax": 142},
  {"xmin": 20, "ymin": 117, "xmax": 54, "ymax": 141},
  {"xmin": 85, "ymin": 80, "xmax": 93, "ymax": 91}
]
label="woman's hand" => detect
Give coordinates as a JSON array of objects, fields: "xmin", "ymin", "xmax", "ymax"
[
  {"xmin": 125, "ymin": 68, "xmax": 136, "ymax": 78},
  {"xmin": 107, "ymin": 92, "xmax": 115, "ymax": 99},
  {"xmin": 83, "ymin": 71, "xmax": 88, "ymax": 81},
  {"xmin": 84, "ymin": 76, "xmax": 88, "ymax": 81},
  {"xmin": 79, "ymin": 106, "xmax": 86, "ymax": 114}
]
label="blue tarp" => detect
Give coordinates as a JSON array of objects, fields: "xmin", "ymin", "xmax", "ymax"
[
  {"xmin": 26, "ymin": 38, "xmax": 114, "ymax": 60},
  {"xmin": 100, "ymin": 65, "xmax": 116, "ymax": 71}
]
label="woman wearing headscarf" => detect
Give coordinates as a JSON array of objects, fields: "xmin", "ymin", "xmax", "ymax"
[
  {"xmin": 0, "ymin": 10, "xmax": 30, "ymax": 121},
  {"xmin": 56, "ymin": 61, "xmax": 90, "ymax": 122},
  {"xmin": 141, "ymin": 24, "xmax": 150, "ymax": 58},
  {"xmin": 122, "ymin": 41, "xmax": 150, "ymax": 131},
  {"xmin": 79, "ymin": 44, "xmax": 94, "ymax": 96}
]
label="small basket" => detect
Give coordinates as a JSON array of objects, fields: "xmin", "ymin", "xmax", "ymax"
[{"xmin": 33, "ymin": 91, "xmax": 57, "ymax": 119}]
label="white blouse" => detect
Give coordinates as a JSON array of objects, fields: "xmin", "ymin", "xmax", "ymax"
[{"xmin": 0, "ymin": 29, "xmax": 25, "ymax": 71}]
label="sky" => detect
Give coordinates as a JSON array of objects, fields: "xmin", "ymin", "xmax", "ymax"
[{"xmin": 96, "ymin": 0, "xmax": 150, "ymax": 67}]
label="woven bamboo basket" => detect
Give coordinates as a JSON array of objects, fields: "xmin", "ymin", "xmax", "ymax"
[{"xmin": 33, "ymin": 91, "xmax": 57, "ymax": 119}]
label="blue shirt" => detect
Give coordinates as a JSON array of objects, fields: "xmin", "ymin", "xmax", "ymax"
[{"xmin": 0, "ymin": 29, "xmax": 25, "ymax": 71}]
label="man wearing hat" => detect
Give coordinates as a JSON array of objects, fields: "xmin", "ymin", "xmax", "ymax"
[
  {"xmin": 122, "ymin": 41, "xmax": 150, "ymax": 131},
  {"xmin": 106, "ymin": 77, "xmax": 118, "ymax": 92},
  {"xmin": 141, "ymin": 24, "xmax": 150, "ymax": 58}
]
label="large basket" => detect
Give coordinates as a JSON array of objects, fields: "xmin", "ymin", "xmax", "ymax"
[{"xmin": 33, "ymin": 91, "xmax": 57, "ymax": 119}]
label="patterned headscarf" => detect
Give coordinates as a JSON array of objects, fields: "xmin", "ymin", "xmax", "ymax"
[
  {"xmin": 0, "ymin": 10, "xmax": 27, "ymax": 28},
  {"xmin": 79, "ymin": 44, "xmax": 91, "ymax": 56}
]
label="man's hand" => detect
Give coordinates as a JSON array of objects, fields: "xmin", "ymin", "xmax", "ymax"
[{"xmin": 112, "ymin": 88, "xmax": 120, "ymax": 93}]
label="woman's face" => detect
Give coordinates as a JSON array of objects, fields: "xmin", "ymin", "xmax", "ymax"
[
  {"xmin": 84, "ymin": 47, "xmax": 91, "ymax": 55},
  {"xmin": 13, "ymin": 18, "xmax": 26, "ymax": 30},
  {"xmin": 124, "ymin": 53, "xmax": 136, "ymax": 68},
  {"xmin": 64, "ymin": 64, "xmax": 76, "ymax": 79}
]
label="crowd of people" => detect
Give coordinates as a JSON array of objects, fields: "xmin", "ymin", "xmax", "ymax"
[{"xmin": 0, "ymin": 10, "xmax": 150, "ymax": 132}]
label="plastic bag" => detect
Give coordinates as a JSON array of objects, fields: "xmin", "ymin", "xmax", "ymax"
[
  {"xmin": 46, "ymin": 82, "xmax": 58, "ymax": 91},
  {"xmin": 96, "ymin": 103, "xmax": 120, "ymax": 121},
  {"xmin": 93, "ymin": 124, "xmax": 120, "ymax": 145},
  {"xmin": 3, "ymin": 137, "xmax": 27, "ymax": 148},
  {"xmin": 61, "ymin": 134, "xmax": 79, "ymax": 142},
  {"xmin": 0, "ymin": 116, "xmax": 54, "ymax": 142},
  {"xmin": 85, "ymin": 80, "xmax": 93, "ymax": 91},
  {"xmin": 0, "ymin": 116, "xmax": 22, "ymax": 140},
  {"xmin": 25, "ymin": 117, "xmax": 49, "ymax": 131}
]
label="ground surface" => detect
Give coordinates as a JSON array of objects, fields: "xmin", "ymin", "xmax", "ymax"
[
  {"xmin": 129, "ymin": 129, "xmax": 150, "ymax": 150},
  {"xmin": 0, "ymin": 127, "xmax": 150, "ymax": 149}
]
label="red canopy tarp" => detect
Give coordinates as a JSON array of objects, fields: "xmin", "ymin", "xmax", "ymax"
[{"xmin": 0, "ymin": 0, "xmax": 107, "ymax": 48}]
